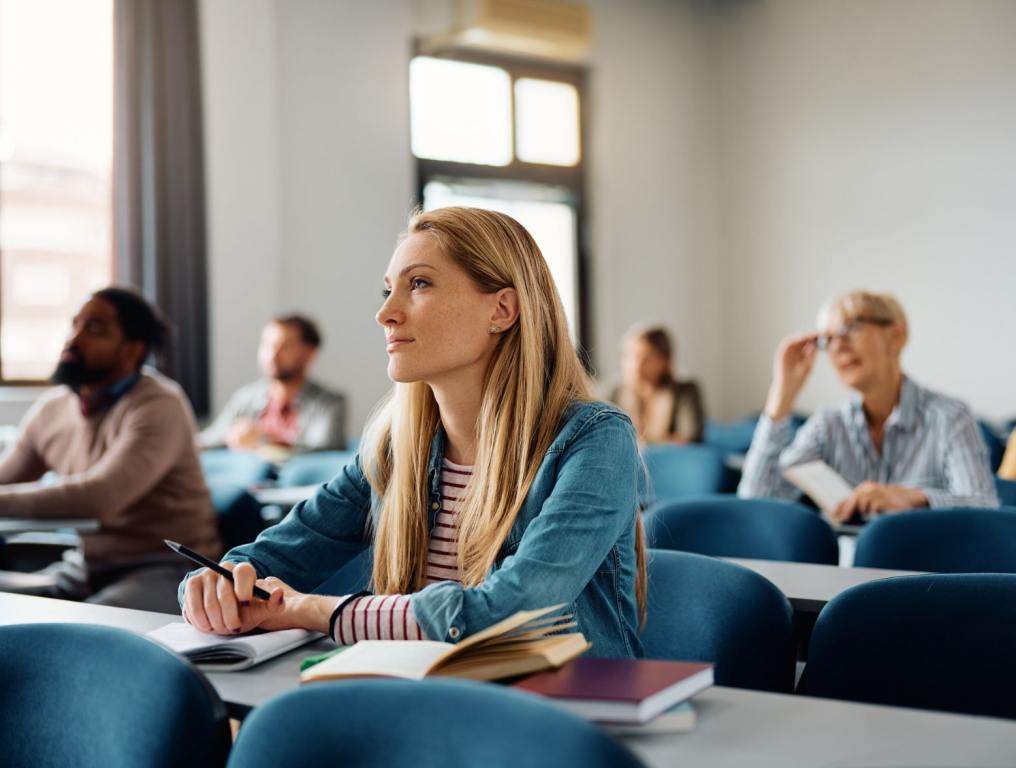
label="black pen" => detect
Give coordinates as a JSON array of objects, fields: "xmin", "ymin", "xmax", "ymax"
[{"xmin": 164, "ymin": 539, "xmax": 272, "ymax": 600}]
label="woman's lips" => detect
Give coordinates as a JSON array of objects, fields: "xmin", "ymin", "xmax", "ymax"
[{"xmin": 385, "ymin": 338, "xmax": 414, "ymax": 352}]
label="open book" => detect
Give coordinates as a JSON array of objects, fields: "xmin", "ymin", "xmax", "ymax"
[
  {"xmin": 782, "ymin": 460, "xmax": 853, "ymax": 521},
  {"xmin": 146, "ymin": 623, "xmax": 321, "ymax": 671},
  {"xmin": 301, "ymin": 604, "xmax": 588, "ymax": 684}
]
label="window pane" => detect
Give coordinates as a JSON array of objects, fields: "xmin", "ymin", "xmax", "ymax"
[
  {"xmin": 410, "ymin": 57, "xmax": 512, "ymax": 166},
  {"xmin": 0, "ymin": 0, "xmax": 113, "ymax": 380},
  {"xmin": 423, "ymin": 180, "xmax": 579, "ymax": 340},
  {"xmin": 514, "ymin": 78, "xmax": 580, "ymax": 167}
]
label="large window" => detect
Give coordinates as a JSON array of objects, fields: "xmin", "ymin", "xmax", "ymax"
[
  {"xmin": 0, "ymin": 0, "xmax": 114, "ymax": 382},
  {"xmin": 409, "ymin": 50, "xmax": 588, "ymax": 346}
]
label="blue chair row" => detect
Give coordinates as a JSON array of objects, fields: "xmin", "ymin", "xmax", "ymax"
[
  {"xmin": 640, "ymin": 444, "xmax": 740, "ymax": 503},
  {"xmin": 853, "ymin": 507, "xmax": 1016, "ymax": 573},
  {"xmin": 200, "ymin": 449, "xmax": 356, "ymax": 488},
  {"xmin": 0, "ymin": 624, "xmax": 231, "ymax": 768},
  {"xmin": 644, "ymin": 495, "xmax": 839, "ymax": 565},
  {"xmin": 997, "ymin": 477, "xmax": 1016, "ymax": 507},
  {"xmin": 799, "ymin": 573, "xmax": 1016, "ymax": 720}
]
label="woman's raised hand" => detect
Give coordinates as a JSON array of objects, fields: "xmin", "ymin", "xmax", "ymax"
[{"xmin": 764, "ymin": 333, "xmax": 819, "ymax": 421}]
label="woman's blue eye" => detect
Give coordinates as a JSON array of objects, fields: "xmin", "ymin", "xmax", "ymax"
[{"xmin": 411, "ymin": 278, "xmax": 429, "ymax": 289}]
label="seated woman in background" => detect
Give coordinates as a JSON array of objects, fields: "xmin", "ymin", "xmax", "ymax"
[
  {"xmin": 738, "ymin": 290, "xmax": 998, "ymax": 522},
  {"xmin": 610, "ymin": 324, "xmax": 705, "ymax": 444},
  {"xmin": 180, "ymin": 207, "xmax": 646, "ymax": 658}
]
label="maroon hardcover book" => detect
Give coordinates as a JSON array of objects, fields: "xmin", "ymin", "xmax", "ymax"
[{"xmin": 513, "ymin": 657, "xmax": 713, "ymax": 724}]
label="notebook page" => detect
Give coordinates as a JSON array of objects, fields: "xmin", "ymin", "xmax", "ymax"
[
  {"xmin": 147, "ymin": 623, "xmax": 318, "ymax": 663},
  {"xmin": 302, "ymin": 640, "xmax": 452, "ymax": 680}
]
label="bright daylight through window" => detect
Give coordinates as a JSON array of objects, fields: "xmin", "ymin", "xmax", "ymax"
[{"xmin": 0, "ymin": 0, "xmax": 113, "ymax": 381}]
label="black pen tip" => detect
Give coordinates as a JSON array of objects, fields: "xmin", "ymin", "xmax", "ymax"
[{"xmin": 164, "ymin": 540, "xmax": 180, "ymax": 550}]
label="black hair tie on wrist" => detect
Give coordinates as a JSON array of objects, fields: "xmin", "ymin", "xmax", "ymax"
[{"xmin": 328, "ymin": 590, "xmax": 371, "ymax": 643}]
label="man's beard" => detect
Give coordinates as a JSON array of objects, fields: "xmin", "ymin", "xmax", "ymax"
[
  {"xmin": 271, "ymin": 366, "xmax": 303, "ymax": 383},
  {"xmin": 51, "ymin": 356, "xmax": 112, "ymax": 388}
]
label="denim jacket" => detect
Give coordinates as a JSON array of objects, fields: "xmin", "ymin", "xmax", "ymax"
[{"xmin": 184, "ymin": 400, "xmax": 644, "ymax": 658}]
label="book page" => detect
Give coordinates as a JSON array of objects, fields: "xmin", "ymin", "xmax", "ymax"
[
  {"xmin": 782, "ymin": 460, "xmax": 853, "ymax": 519},
  {"xmin": 301, "ymin": 640, "xmax": 452, "ymax": 681}
]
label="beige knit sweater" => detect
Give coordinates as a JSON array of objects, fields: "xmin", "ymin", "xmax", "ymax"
[{"xmin": 0, "ymin": 370, "xmax": 221, "ymax": 566}]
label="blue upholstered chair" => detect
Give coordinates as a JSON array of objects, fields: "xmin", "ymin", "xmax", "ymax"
[
  {"xmin": 200, "ymin": 448, "xmax": 275, "ymax": 485},
  {"xmin": 853, "ymin": 508, "xmax": 1016, "ymax": 573},
  {"xmin": 978, "ymin": 420, "xmax": 1005, "ymax": 473},
  {"xmin": 640, "ymin": 549, "xmax": 795, "ymax": 692},
  {"xmin": 798, "ymin": 574, "xmax": 1016, "ymax": 719},
  {"xmin": 276, "ymin": 450, "xmax": 355, "ymax": 487},
  {"xmin": 208, "ymin": 478, "xmax": 265, "ymax": 550},
  {"xmin": 226, "ymin": 679, "xmax": 644, "ymax": 768},
  {"xmin": 996, "ymin": 477, "xmax": 1016, "ymax": 508},
  {"xmin": 0, "ymin": 623, "xmax": 230, "ymax": 768},
  {"xmin": 702, "ymin": 416, "xmax": 759, "ymax": 455},
  {"xmin": 641, "ymin": 444, "xmax": 738, "ymax": 503},
  {"xmin": 645, "ymin": 495, "xmax": 839, "ymax": 564}
]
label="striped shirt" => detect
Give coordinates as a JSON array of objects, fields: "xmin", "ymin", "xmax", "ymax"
[
  {"xmin": 738, "ymin": 376, "xmax": 999, "ymax": 509},
  {"xmin": 332, "ymin": 458, "xmax": 471, "ymax": 644}
]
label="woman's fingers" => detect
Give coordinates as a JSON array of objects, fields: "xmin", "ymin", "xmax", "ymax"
[
  {"xmin": 183, "ymin": 574, "xmax": 212, "ymax": 632},
  {"xmin": 232, "ymin": 562, "xmax": 258, "ymax": 606}
]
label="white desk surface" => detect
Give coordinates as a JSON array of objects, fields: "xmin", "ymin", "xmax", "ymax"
[
  {"xmin": 3, "ymin": 591, "xmax": 1016, "ymax": 767},
  {"xmin": 727, "ymin": 558, "xmax": 923, "ymax": 613},
  {"xmin": 0, "ymin": 518, "xmax": 98, "ymax": 534},
  {"xmin": 252, "ymin": 484, "xmax": 318, "ymax": 507}
]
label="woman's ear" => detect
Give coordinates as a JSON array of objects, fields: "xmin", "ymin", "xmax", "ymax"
[{"xmin": 490, "ymin": 287, "xmax": 520, "ymax": 332}]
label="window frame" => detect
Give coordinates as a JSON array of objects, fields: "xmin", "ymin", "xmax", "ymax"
[{"xmin": 411, "ymin": 44, "xmax": 593, "ymax": 359}]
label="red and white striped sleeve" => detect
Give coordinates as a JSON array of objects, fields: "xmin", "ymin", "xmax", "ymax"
[{"xmin": 331, "ymin": 594, "xmax": 426, "ymax": 644}]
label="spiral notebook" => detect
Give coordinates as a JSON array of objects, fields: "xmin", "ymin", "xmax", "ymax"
[{"xmin": 146, "ymin": 622, "xmax": 321, "ymax": 671}]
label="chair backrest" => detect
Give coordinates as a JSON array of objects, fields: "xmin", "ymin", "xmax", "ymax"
[
  {"xmin": 645, "ymin": 494, "xmax": 839, "ymax": 564},
  {"xmin": 996, "ymin": 477, "xmax": 1016, "ymax": 507},
  {"xmin": 702, "ymin": 416, "xmax": 758, "ymax": 455},
  {"xmin": 226, "ymin": 679, "xmax": 643, "ymax": 768},
  {"xmin": 640, "ymin": 550, "xmax": 794, "ymax": 692},
  {"xmin": 0, "ymin": 623, "xmax": 230, "ymax": 768},
  {"xmin": 853, "ymin": 508, "xmax": 1016, "ymax": 573},
  {"xmin": 208, "ymin": 479, "xmax": 265, "ymax": 550},
  {"xmin": 276, "ymin": 450, "xmax": 355, "ymax": 487},
  {"xmin": 641, "ymin": 444, "xmax": 738, "ymax": 503},
  {"xmin": 200, "ymin": 448, "xmax": 275, "ymax": 485},
  {"xmin": 798, "ymin": 574, "xmax": 1016, "ymax": 718},
  {"xmin": 978, "ymin": 420, "xmax": 1005, "ymax": 472}
]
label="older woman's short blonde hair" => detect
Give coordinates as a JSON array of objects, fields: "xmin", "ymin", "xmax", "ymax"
[{"xmin": 817, "ymin": 290, "xmax": 908, "ymax": 339}]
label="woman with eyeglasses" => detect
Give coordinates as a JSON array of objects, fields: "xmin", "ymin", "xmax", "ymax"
[{"xmin": 738, "ymin": 290, "xmax": 998, "ymax": 522}]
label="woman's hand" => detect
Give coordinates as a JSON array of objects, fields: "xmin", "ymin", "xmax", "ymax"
[
  {"xmin": 764, "ymin": 333, "xmax": 819, "ymax": 421},
  {"xmin": 183, "ymin": 562, "xmax": 299, "ymax": 635},
  {"xmin": 830, "ymin": 482, "xmax": 929, "ymax": 523}
]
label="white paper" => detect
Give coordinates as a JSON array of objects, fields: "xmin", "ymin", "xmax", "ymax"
[
  {"xmin": 302, "ymin": 640, "xmax": 453, "ymax": 681},
  {"xmin": 146, "ymin": 622, "xmax": 320, "ymax": 671},
  {"xmin": 782, "ymin": 460, "xmax": 854, "ymax": 519}
]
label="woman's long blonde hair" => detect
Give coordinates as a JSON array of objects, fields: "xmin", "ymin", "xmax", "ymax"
[{"xmin": 362, "ymin": 207, "xmax": 646, "ymax": 620}]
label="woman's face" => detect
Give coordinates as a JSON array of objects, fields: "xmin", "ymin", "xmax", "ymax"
[
  {"xmin": 376, "ymin": 233, "xmax": 503, "ymax": 386},
  {"xmin": 821, "ymin": 312, "xmax": 902, "ymax": 392},
  {"xmin": 622, "ymin": 337, "xmax": 670, "ymax": 388}
]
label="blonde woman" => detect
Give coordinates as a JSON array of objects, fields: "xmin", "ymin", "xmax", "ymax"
[
  {"xmin": 181, "ymin": 208, "xmax": 646, "ymax": 658},
  {"xmin": 611, "ymin": 324, "xmax": 705, "ymax": 444},
  {"xmin": 738, "ymin": 290, "xmax": 998, "ymax": 522}
]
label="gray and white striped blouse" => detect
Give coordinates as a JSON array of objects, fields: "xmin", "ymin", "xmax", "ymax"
[{"xmin": 738, "ymin": 376, "xmax": 999, "ymax": 509}]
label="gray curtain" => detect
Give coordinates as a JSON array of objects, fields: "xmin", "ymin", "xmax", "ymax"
[{"xmin": 114, "ymin": 0, "xmax": 209, "ymax": 416}]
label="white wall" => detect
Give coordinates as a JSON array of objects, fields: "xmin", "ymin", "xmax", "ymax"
[
  {"xmin": 713, "ymin": 0, "xmax": 1016, "ymax": 423},
  {"xmin": 587, "ymin": 0, "xmax": 723, "ymax": 404},
  {"xmin": 199, "ymin": 0, "xmax": 281, "ymax": 412}
]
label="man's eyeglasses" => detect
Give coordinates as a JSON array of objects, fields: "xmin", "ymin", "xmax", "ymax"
[{"xmin": 816, "ymin": 317, "xmax": 894, "ymax": 351}]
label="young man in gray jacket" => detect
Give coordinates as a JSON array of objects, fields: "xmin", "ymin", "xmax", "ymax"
[{"xmin": 200, "ymin": 315, "xmax": 346, "ymax": 456}]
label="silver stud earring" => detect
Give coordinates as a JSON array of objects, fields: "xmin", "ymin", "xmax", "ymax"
[{"xmin": 488, "ymin": 324, "xmax": 502, "ymax": 334}]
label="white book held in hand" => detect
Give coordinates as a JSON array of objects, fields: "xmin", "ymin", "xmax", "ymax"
[
  {"xmin": 782, "ymin": 460, "xmax": 853, "ymax": 520},
  {"xmin": 146, "ymin": 623, "xmax": 321, "ymax": 671}
]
